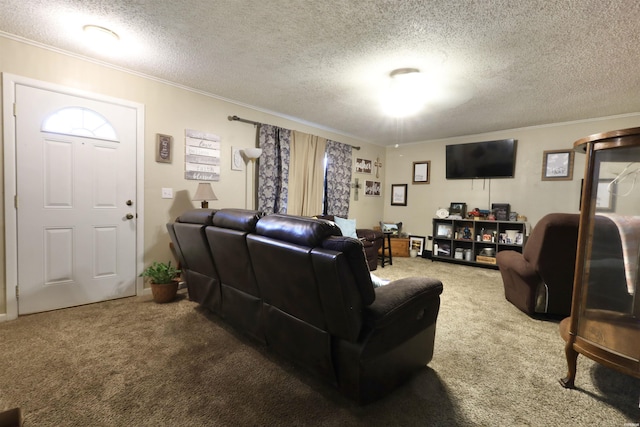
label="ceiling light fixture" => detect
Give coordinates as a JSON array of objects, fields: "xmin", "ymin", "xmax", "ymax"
[
  {"xmin": 381, "ymin": 67, "xmax": 428, "ymax": 118},
  {"xmin": 83, "ymin": 24, "xmax": 120, "ymax": 49}
]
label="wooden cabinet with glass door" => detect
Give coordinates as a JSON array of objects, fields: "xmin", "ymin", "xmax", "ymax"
[{"xmin": 559, "ymin": 127, "xmax": 640, "ymax": 388}]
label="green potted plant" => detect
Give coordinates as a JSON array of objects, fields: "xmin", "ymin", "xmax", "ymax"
[{"xmin": 139, "ymin": 261, "xmax": 181, "ymax": 303}]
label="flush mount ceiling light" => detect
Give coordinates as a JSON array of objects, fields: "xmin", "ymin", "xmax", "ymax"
[
  {"xmin": 381, "ymin": 68, "xmax": 429, "ymax": 118},
  {"xmin": 83, "ymin": 24, "xmax": 120, "ymax": 48}
]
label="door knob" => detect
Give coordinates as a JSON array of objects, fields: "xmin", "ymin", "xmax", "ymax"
[
  {"xmin": 126, "ymin": 200, "xmax": 133, "ymax": 206},
  {"xmin": 126, "ymin": 213, "xmax": 134, "ymax": 220}
]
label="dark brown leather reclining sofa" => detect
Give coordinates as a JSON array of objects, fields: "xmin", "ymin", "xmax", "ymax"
[{"xmin": 167, "ymin": 208, "xmax": 443, "ymax": 404}]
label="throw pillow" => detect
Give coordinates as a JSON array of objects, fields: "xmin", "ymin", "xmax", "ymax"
[{"xmin": 334, "ymin": 216, "xmax": 358, "ymax": 238}]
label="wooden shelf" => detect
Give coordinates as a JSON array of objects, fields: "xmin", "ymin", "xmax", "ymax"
[{"xmin": 431, "ymin": 218, "xmax": 527, "ymax": 268}]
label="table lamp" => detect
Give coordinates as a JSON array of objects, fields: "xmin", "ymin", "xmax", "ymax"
[{"xmin": 192, "ymin": 182, "xmax": 217, "ymax": 208}]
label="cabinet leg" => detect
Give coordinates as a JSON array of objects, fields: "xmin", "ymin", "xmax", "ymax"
[{"xmin": 559, "ymin": 341, "xmax": 578, "ymax": 388}]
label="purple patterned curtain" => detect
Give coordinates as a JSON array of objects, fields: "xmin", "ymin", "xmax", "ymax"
[
  {"xmin": 325, "ymin": 140, "xmax": 352, "ymax": 217},
  {"xmin": 257, "ymin": 125, "xmax": 290, "ymax": 214}
]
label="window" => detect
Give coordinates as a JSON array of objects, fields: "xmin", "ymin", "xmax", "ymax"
[{"xmin": 42, "ymin": 107, "xmax": 117, "ymax": 141}]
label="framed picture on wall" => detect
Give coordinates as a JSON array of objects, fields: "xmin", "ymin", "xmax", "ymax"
[
  {"xmin": 391, "ymin": 184, "xmax": 407, "ymax": 206},
  {"xmin": 365, "ymin": 180, "xmax": 381, "ymax": 196},
  {"xmin": 355, "ymin": 158, "xmax": 372, "ymax": 174},
  {"xmin": 412, "ymin": 161, "xmax": 430, "ymax": 184},
  {"xmin": 542, "ymin": 149, "xmax": 574, "ymax": 180}
]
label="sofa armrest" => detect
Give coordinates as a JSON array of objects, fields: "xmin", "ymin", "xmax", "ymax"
[
  {"xmin": 365, "ymin": 277, "xmax": 443, "ymax": 329},
  {"xmin": 357, "ymin": 228, "xmax": 383, "ymax": 242}
]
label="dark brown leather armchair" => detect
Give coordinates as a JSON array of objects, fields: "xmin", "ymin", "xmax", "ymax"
[
  {"xmin": 496, "ymin": 213, "xmax": 580, "ymax": 316},
  {"xmin": 316, "ymin": 215, "xmax": 383, "ymax": 271}
]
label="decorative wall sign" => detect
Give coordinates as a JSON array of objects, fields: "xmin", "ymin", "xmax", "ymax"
[
  {"xmin": 355, "ymin": 158, "xmax": 372, "ymax": 174},
  {"xmin": 365, "ymin": 180, "xmax": 381, "ymax": 196},
  {"xmin": 156, "ymin": 134, "xmax": 173, "ymax": 163},
  {"xmin": 231, "ymin": 147, "xmax": 244, "ymax": 171},
  {"xmin": 185, "ymin": 129, "xmax": 221, "ymax": 181},
  {"xmin": 542, "ymin": 149, "xmax": 574, "ymax": 180}
]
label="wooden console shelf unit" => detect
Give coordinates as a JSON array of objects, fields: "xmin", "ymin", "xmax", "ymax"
[{"xmin": 432, "ymin": 218, "xmax": 527, "ymax": 268}]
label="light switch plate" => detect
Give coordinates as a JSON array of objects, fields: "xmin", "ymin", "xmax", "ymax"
[{"xmin": 161, "ymin": 188, "xmax": 173, "ymax": 199}]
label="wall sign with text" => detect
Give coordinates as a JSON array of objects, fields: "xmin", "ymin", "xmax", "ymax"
[{"xmin": 185, "ymin": 129, "xmax": 221, "ymax": 181}]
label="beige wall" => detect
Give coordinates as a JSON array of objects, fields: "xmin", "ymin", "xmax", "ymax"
[
  {"xmin": 382, "ymin": 115, "xmax": 640, "ymax": 249},
  {"xmin": 0, "ymin": 36, "xmax": 384, "ymax": 315},
  {"xmin": 2, "ymin": 35, "xmax": 638, "ymax": 316}
]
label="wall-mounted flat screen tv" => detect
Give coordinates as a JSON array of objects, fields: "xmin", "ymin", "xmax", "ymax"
[{"xmin": 446, "ymin": 139, "xmax": 517, "ymax": 179}]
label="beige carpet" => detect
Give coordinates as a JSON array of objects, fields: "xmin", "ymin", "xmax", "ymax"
[{"xmin": 0, "ymin": 257, "xmax": 637, "ymax": 426}]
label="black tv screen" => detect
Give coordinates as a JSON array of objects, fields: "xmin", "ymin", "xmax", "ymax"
[{"xmin": 446, "ymin": 139, "xmax": 517, "ymax": 179}]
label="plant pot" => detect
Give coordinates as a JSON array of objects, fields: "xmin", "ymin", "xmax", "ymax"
[{"xmin": 150, "ymin": 282, "xmax": 178, "ymax": 303}]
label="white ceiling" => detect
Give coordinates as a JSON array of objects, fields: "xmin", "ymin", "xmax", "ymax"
[{"xmin": 1, "ymin": 0, "xmax": 640, "ymax": 145}]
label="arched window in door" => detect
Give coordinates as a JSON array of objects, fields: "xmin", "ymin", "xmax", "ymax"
[{"xmin": 42, "ymin": 107, "xmax": 118, "ymax": 141}]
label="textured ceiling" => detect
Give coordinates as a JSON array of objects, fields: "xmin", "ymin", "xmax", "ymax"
[{"xmin": 1, "ymin": 0, "xmax": 640, "ymax": 145}]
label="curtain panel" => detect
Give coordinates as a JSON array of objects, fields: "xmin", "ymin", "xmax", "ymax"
[
  {"xmin": 325, "ymin": 140, "xmax": 353, "ymax": 218},
  {"xmin": 288, "ymin": 131, "xmax": 326, "ymax": 216},
  {"xmin": 256, "ymin": 125, "xmax": 352, "ymax": 218},
  {"xmin": 257, "ymin": 125, "xmax": 290, "ymax": 214}
]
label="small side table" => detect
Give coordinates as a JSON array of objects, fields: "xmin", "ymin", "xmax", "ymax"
[{"xmin": 380, "ymin": 232, "xmax": 393, "ymax": 267}]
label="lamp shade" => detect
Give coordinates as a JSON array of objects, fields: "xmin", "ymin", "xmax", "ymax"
[
  {"xmin": 243, "ymin": 147, "xmax": 263, "ymax": 160},
  {"xmin": 193, "ymin": 182, "xmax": 217, "ymax": 208}
]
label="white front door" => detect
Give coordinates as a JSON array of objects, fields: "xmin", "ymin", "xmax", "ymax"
[{"xmin": 14, "ymin": 83, "xmax": 138, "ymax": 314}]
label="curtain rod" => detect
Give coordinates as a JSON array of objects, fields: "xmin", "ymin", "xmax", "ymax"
[{"xmin": 228, "ymin": 115, "xmax": 360, "ymax": 150}]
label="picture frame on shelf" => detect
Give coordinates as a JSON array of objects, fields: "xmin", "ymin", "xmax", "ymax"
[
  {"xmin": 542, "ymin": 149, "xmax": 574, "ymax": 180},
  {"xmin": 391, "ymin": 184, "xmax": 408, "ymax": 206},
  {"xmin": 409, "ymin": 235, "xmax": 426, "ymax": 255},
  {"xmin": 491, "ymin": 203, "xmax": 510, "ymax": 221},
  {"xmin": 380, "ymin": 221, "xmax": 402, "ymax": 235},
  {"xmin": 449, "ymin": 202, "xmax": 467, "ymax": 217},
  {"xmin": 435, "ymin": 223, "xmax": 453, "ymax": 238},
  {"xmin": 412, "ymin": 161, "xmax": 430, "ymax": 184}
]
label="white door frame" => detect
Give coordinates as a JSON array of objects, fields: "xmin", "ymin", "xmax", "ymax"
[{"xmin": 2, "ymin": 73, "xmax": 145, "ymax": 321}]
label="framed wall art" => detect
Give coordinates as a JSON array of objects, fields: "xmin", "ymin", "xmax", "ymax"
[
  {"xmin": 355, "ymin": 158, "xmax": 372, "ymax": 174},
  {"xmin": 542, "ymin": 149, "xmax": 574, "ymax": 180},
  {"xmin": 156, "ymin": 133, "xmax": 173, "ymax": 163},
  {"xmin": 412, "ymin": 160, "xmax": 430, "ymax": 184},
  {"xmin": 391, "ymin": 184, "xmax": 407, "ymax": 206},
  {"xmin": 365, "ymin": 180, "xmax": 381, "ymax": 196}
]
